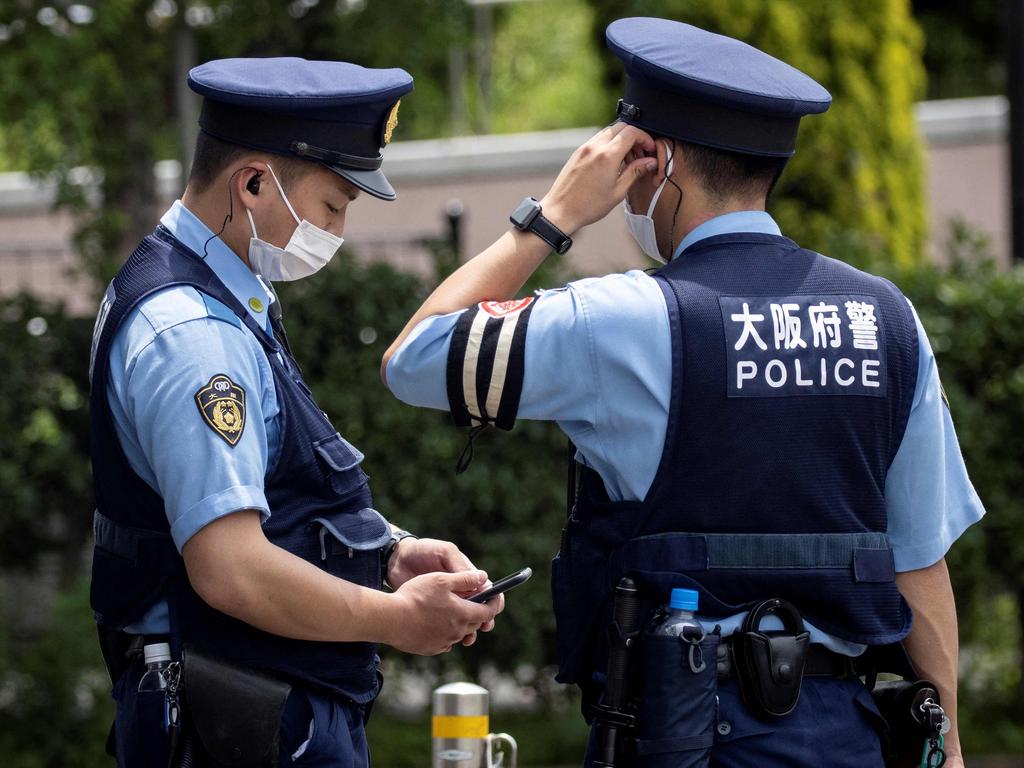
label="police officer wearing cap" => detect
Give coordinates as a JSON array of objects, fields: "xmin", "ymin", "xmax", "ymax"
[
  {"xmin": 89, "ymin": 58, "xmax": 501, "ymax": 767},
  {"xmin": 383, "ymin": 18, "xmax": 981, "ymax": 768}
]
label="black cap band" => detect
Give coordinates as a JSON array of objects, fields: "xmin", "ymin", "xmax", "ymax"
[
  {"xmin": 618, "ymin": 75, "xmax": 802, "ymax": 157},
  {"xmin": 199, "ymin": 99, "xmax": 384, "ymax": 171}
]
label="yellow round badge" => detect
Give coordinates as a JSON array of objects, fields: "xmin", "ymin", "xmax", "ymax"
[{"xmin": 248, "ymin": 297, "xmax": 264, "ymax": 313}]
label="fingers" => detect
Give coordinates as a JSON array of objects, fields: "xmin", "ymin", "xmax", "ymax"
[
  {"xmin": 442, "ymin": 569, "xmax": 489, "ymax": 593},
  {"xmin": 607, "ymin": 125, "xmax": 656, "ymax": 158},
  {"xmin": 603, "ymin": 120, "xmax": 629, "ymax": 139},
  {"xmin": 614, "ymin": 155, "xmax": 659, "ymax": 198},
  {"xmin": 439, "ymin": 544, "xmax": 475, "ymax": 574}
]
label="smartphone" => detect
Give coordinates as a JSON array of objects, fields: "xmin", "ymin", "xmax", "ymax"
[{"xmin": 466, "ymin": 567, "xmax": 532, "ymax": 603}]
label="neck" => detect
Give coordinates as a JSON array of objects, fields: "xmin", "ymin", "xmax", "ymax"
[
  {"xmin": 667, "ymin": 195, "xmax": 766, "ymax": 258},
  {"xmin": 180, "ymin": 185, "xmax": 253, "ymax": 268}
]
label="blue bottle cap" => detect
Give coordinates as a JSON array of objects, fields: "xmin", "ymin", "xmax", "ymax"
[{"xmin": 670, "ymin": 588, "xmax": 699, "ymax": 611}]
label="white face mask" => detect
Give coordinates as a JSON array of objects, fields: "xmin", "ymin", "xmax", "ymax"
[
  {"xmin": 623, "ymin": 143, "xmax": 675, "ymax": 264},
  {"xmin": 246, "ymin": 164, "xmax": 344, "ymax": 282}
]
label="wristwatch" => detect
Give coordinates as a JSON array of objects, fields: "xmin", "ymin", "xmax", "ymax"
[
  {"xmin": 509, "ymin": 197, "xmax": 573, "ymax": 255},
  {"xmin": 381, "ymin": 529, "xmax": 418, "ymax": 589}
]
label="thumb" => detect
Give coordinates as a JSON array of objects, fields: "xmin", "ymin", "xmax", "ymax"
[
  {"xmin": 442, "ymin": 569, "xmax": 488, "ymax": 593},
  {"xmin": 616, "ymin": 157, "xmax": 658, "ymax": 197}
]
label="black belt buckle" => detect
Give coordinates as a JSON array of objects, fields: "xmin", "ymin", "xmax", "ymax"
[{"xmin": 732, "ymin": 598, "xmax": 810, "ymax": 718}]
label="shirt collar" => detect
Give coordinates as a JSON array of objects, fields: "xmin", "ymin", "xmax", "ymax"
[
  {"xmin": 672, "ymin": 210, "xmax": 782, "ymax": 261},
  {"xmin": 159, "ymin": 200, "xmax": 274, "ymax": 331}
]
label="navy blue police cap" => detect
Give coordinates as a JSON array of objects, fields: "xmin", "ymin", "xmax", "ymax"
[
  {"xmin": 606, "ymin": 18, "xmax": 831, "ymax": 157},
  {"xmin": 188, "ymin": 57, "xmax": 413, "ymax": 200}
]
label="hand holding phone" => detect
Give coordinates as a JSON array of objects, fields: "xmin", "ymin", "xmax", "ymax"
[{"xmin": 466, "ymin": 567, "xmax": 532, "ymax": 604}]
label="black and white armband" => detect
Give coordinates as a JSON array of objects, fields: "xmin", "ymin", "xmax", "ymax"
[{"xmin": 446, "ymin": 298, "xmax": 536, "ymax": 431}]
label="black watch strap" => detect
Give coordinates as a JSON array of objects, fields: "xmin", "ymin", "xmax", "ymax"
[
  {"xmin": 382, "ymin": 529, "xmax": 418, "ymax": 589},
  {"xmin": 510, "ymin": 197, "xmax": 573, "ymax": 255},
  {"xmin": 528, "ymin": 213, "xmax": 572, "ymax": 255}
]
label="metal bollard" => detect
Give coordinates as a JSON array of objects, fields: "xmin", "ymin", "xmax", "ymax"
[{"xmin": 432, "ymin": 682, "xmax": 517, "ymax": 768}]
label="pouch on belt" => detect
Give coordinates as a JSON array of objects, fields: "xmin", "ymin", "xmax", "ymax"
[
  {"xmin": 181, "ymin": 646, "xmax": 292, "ymax": 767},
  {"xmin": 732, "ymin": 598, "xmax": 809, "ymax": 719},
  {"xmin": 633, "ymin": 632, "xmax": 719, "ymax": 768}
]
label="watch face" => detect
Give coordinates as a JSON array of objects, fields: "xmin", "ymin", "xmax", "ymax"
[{"xmin": 511, "ymin": 197, "xmax": 540, "ymax": 229}]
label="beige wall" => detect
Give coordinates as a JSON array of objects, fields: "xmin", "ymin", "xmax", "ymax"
[
  {"xmin": 344, "ymin": 171, "xmax": 643, "ymax": 279},
  {"xmin": 925, "ymin": 140, "xmax": 1010, "ymax": 265},
  {"xmin": 0, "ymin": 97, "xmax": 1012, "ymax": 314}
]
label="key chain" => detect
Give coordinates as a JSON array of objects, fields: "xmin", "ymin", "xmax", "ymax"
[{"xmin": 919, "ymin": 698, "xmax": 947, "ymax": 768}]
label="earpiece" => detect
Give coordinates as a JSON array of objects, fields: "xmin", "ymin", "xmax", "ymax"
[{"xmin": 246, "ymin": 172, "xmax": 262, "ymax": 195}]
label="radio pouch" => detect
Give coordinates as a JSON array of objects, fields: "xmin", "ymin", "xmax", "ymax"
[
  {"xmin": 733, "ymin": 598, "xmax": 809, "ymax": 719},
  {"xmin": 181, "ymin": 646, "xmax": 292, "ymax": 767}
]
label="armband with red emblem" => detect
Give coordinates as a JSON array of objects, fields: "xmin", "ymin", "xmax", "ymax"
[{"xmin": 445, "ymin": 297, "xmax": 536, "ymax": 432}]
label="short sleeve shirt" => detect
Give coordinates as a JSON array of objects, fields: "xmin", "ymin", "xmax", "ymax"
[{"xmin": 386, "ymin": 211, "xmax": 986, "ymax": 652}]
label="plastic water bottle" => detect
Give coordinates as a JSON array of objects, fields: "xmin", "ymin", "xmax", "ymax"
[
  {"xmin": 649, "ymin": 588, "xmax": 706, "ymax": 672},
  {"xmin": 650, "ymin": 588, "xmax": 701, "ymax": 636},
  {"xmin": 137, "ymin": 642, "xmax": 172, "ymax": 692}
]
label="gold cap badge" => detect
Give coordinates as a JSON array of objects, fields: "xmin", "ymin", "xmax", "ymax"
[{"xmin": 383, "ymin": 100, "xmax": 401, "ymax": 145}]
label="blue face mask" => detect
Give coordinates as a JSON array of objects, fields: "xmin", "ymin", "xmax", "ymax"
[{"xmin": 622, "ymin": 142, "xmax": 675, "ymax": 263}]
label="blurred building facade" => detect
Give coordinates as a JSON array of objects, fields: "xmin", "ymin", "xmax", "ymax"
[{"xmin": 0, "ymin": 96, "xmax": 1009, "ymax": 315}]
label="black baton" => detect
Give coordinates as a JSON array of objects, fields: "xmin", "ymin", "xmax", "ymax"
[{"xmin": 591, "ymin": 577, "xmax": 642, "ymax": 768}]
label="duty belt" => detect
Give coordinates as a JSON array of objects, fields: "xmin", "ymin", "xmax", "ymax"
[{"xmin": 716, "ymin": 637, "xmax": 862, "ymax": 681}]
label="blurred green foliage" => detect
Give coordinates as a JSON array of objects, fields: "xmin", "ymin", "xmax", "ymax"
[
  {"xmin": 489, "ymin": 0, "xmax": 608, "ymax": 134},
  {"xmin": 913, "ymin": 0, "xmax": 1005, "ymax": 99},
  {"xmin": 0, "ymin": 296, "xmax": 92, "ymax": 581},
  {"xmin": 0, "ymin": 580, "xmax": 111, "ymax": 768},
  {"xmin": 586, "ymin": 0, "xmax": 928, "ymax": 268}
]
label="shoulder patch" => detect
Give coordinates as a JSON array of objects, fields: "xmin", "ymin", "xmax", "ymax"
[{"xmin": 194, "ymin": 374, "xmax": 247, "ymax": 446}]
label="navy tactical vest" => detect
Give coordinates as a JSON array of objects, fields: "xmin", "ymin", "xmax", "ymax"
[
  {"xmin": 89, "ymin": 227, "xmax": 389, "ymax": 702},
  {"xmin": 551, "ymin": 233, "xmax": 919, "ymax": 685}
]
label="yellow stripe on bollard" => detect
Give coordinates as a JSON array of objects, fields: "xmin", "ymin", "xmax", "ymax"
[{"xmin": 431, "ymin": 715, "xmax": 489, "ymax": 739}]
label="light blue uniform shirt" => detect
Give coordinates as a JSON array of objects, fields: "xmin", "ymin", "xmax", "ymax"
[
  {"xmin": 102, "ymin": 201, "xmax": 282, "ymax": 633},
  {"xmin": 387, "ymin": 211, "xmax": 986, "ymax": 654}
]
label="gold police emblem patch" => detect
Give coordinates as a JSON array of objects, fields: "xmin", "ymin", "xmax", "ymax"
[
  {"xmin": 383, "ymin": 100, "xmax": 401, "ymax": 145},
  {"xmin": 195, "ymin": 374, "xmax": 246, "ymax": 446}
]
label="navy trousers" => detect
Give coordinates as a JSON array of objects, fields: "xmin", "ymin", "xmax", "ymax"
[
  {"xmin": 112, "ymin": 664, "xmax": 369, "ymax": 767},
  {"xmin": 585, "ymin": 677, "xmax": 885, "ymax": 768},
  {"xmin": 710, "ymin": 678, "xmax": 885, "ymax": 768}
]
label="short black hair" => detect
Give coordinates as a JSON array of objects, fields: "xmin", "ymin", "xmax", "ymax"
[
  {"xmin": 672, "ymin": 139, "xmax": 789, "ymax": 204},
  {"xmin": 187, "ymin": 131, "xmax": 316, "ymax": 194}
]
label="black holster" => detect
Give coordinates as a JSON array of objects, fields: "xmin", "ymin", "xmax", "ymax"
[
  {"xmin": 872, "ymin": 679, "xmax": 943, "ymax": 768},
  {"xmin": 732, "ymin": 598, "xmax": 809, "ymax": 719},
  {"xmin": 179, "ymin": 647, "xmax": 292, "ymax": 768}
]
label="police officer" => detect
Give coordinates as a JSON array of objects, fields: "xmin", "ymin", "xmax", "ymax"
[
  {"xmin": 89, "ymin": 58, "xmax": 501, "ymax": 767},
  {"xmin": 382, "ymin": 18, "xmax": 981, "ymax": 768}
]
